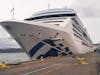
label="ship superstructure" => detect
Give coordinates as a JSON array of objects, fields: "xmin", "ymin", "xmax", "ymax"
[{"xmin": 1, "ymin": 8, "xmax": 93, "ymax": 60}]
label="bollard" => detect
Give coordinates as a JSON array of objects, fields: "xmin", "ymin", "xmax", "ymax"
[
  {"xmin": 77, "ymin": 56, "xmax": 88, "ymax": 64},
  {"xmin": 0, "ymin": 61, "xmax": 8, "ymax": 68},
  {"xmin": 40, "ymin": 56, "xmax": 44, "ymax": 61}
]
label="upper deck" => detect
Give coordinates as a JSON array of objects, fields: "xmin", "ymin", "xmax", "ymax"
[{"xmin": 25, "ymin": 8, "xmax": 76, "ymax": 21}]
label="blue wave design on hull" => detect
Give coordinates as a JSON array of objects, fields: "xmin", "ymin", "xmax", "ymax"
[
  {"xmin": 29, "ymin": 39, "xmax": 72, "ymax": 59},
  {"xmin": 29, "ymin": 39, "xmax": 56, "ymax": 57}
]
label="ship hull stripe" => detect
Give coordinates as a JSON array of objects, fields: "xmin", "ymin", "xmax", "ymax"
[
  {"xmin": 29, "ymin": 39, "xmax": 56, "ymax": 57},
  {"xmin": 29, "ymin": 42, "xmax": 45, "ymax": 57}
]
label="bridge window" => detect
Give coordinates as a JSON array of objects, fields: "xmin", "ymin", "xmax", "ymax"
[{"xmin": 25, "ymin": 14, "xmax": 76, "ymax": 21}]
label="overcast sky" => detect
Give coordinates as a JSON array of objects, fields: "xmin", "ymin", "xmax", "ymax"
[{"xmin": 0, "ymin": 0, "xmax": 100, "ymax": 43}]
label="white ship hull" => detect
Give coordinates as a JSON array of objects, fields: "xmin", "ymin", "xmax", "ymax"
[{"xmin": 1, "ymin": 20, "xmax": 93, "ymax": 60}]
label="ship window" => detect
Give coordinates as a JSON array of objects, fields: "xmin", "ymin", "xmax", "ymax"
[
  {"xmin": 73, "ymin": 24, "xmax": 83, "ymax": 34},
  {"xmin": 34, "ymin": 17, "xmax": 67, "ymax": 22},
  {"xmin": 72, "ymin": 18, "xmax": 83, "ymax": 30},
  {"xmin": 43, "ymin": 21, "xmax": 63, "ymax": 23},
  {"xmin": 83, "ymin": 32, "xmax": 89, "ymax": 40},
  {"xmin": 25, "ymin": 14, "xmax": 76, "ymax": 21},
  {"xmin": 72, "ymin": 18, "xmax": 78, "ymax": 25},
  {"xmin": 74, "ymin": 33, "xmax": 85, "ymax": 41},
  {"xmin": 83, "ymin": 32, "xmax": 87, "ymax": 37},
  {"xmin": 73, "ymin": 28, "xmax": 83, "ymax": 37}
]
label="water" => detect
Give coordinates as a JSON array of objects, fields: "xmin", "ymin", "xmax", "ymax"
[
  {"xmin": 0, "ymin": 53, "xmax": 30, "ymax": 64},
  {"xmin": 0, "ymin": 38, "xmax": 31, "ymax": 64}
]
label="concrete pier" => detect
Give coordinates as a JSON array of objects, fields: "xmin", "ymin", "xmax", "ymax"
[{"xmin": 0, "ymin": 53, "xmax": 100, "ymax": 75}]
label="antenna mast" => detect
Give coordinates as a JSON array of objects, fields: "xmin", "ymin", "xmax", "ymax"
[
  {"xmin": 48, "ymin": 2, "xmax": 50, "ymax": 9},
  {"xmin": 11, "ymin": 7, "xmax": 15, "ymax": 19},
  {"xmin": 11, "ymin": 0, "xmax": 15, "ymax": 20}
]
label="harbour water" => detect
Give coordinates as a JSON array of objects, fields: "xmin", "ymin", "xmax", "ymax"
[
  {"xmin": 0, "ymin": 38, "xmax": 30, "ymax": 64},
  {"xmin": 0, "ymin": 53, "xmax": 30, "ymax": 64}
]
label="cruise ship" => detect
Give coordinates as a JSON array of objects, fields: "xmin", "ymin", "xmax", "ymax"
[{"xmin": 0, "ymin": 8, "xmax": 94, "ymax": 60}]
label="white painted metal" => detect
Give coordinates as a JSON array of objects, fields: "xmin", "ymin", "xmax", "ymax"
[{"xmin": 0, "ymin": 8, "xmax": 94, "ymax": 60}]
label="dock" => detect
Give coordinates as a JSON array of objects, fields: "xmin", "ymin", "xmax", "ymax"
[{"xmin": 0, "ymin": 53, "xmax": 100, "ymax": 75}]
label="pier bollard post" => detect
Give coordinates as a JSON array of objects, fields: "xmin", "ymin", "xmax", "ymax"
[
  {"xmin": 40, "ymin": 56, "xmax": 44, "ymax": 62},
  {"xmin": 77, "ymin": 56, "xmax": 87, "ymax": 64},
  {"xmin": 0, "ymin": 61, "xmax": 7, "ymax": 68}
]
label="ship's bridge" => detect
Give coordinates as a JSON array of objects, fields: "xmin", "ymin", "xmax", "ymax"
[
  {"xmin": 32, "ymin": 8, "xmax": 76, "ymax": 17},
  {"xmin": 25, "ymin": 8, "xmax": 76, "ymax": 25}
]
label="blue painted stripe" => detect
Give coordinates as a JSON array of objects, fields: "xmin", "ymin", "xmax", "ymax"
[
  {"xmin": 43, "ymin": 39, "xmax": 56, "ymax": 46},
  {"xmin": 29, "ymin": 42, "xmax": 45, "ymax": 57},
  {"xmin": 29, "ymin": 39, "xmax": 57, "ymax": 58},
  {"xmin": 56, "ymin": 47, "xmax": 62, "ymax": 50}
]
